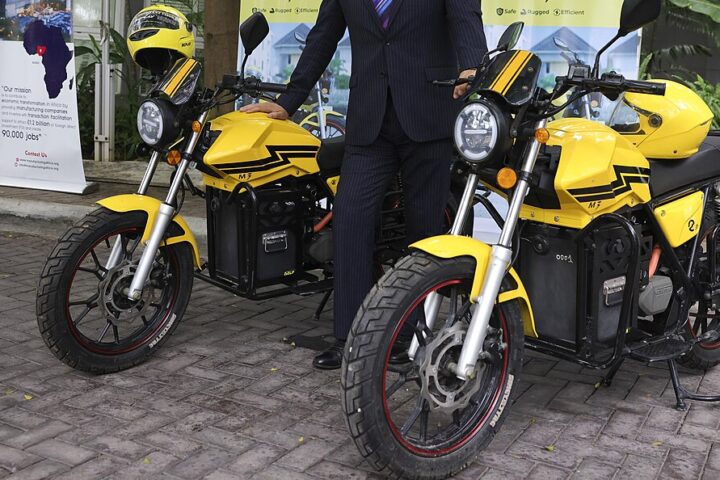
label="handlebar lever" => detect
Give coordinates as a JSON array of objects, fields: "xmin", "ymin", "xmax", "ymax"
[{"xmin": 432, "ymin": 77, "xmax": 474, "ymax": 87}]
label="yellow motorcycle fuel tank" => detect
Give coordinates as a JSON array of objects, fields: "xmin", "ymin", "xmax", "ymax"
[
  {"xmin": 201, "ymin": 112, "xmax": 322, "ymax": 192},
  {"xmin": 520, "ymin": 118, "xmax": 652, "ymax": 230}
]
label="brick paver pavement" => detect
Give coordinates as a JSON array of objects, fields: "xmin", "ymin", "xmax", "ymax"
[{"xmin": 1, "ymin": 230, "xmax": 720, "ymax": 479}]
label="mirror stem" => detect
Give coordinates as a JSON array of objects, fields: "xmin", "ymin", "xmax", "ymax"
[
  {"xmin": 592, "ymin": 32, "xmax": 622, "ymax": 78},
  {"xmin": 240, "ymin": 55, "xmax": 249, "ymax": 79}
]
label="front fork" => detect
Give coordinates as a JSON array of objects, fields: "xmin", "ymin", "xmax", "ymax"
[
  {"xmin": 110, "ymin": 111, "xmax": 208, "ymax": 301},
  {"xmin": 408, "ymin": 119, "xmax": 548, "ymax": 381}
]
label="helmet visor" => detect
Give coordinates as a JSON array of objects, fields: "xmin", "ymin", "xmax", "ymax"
[{"xmin": 129, "ymin": 10, "xmax": 180, "ymax": 33}]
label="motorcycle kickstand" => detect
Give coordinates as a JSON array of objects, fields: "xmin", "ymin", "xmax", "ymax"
[
  {"xmin": 667, "ymin": 359, "xmax": 720, "ymax": 411},
  {"xmin": 601, "ymin": 358, "xmax": 625, "ymax": 387},
  {"xmin": 314, "ymin": 290, "xmax": 333, "ymax": 321}
]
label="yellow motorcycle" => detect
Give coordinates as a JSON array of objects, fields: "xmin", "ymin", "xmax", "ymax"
[
  {"xmin": 35, "ymin": 13, "xmax": 468, "ymax": 373},
  {"xmin": 342, "ymin": 0, "xmax": 720, "ymax": 477}
]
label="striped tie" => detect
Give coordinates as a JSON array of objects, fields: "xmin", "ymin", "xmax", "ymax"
[{"xmin": 373, "ymin": 0, "xmax": 393, "ymax": 29}]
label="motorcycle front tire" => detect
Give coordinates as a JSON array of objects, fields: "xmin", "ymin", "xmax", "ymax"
[
  {"xmin": 342, "ymin": 252, "xmax": 523, "ymax": 479},
  {"xmin": 36, "ymin": 209, "xmax": 194, "ymax": 374}
]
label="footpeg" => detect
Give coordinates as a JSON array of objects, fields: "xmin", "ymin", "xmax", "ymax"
[{"xmin": 628, "ymin": 337, "xmax": 691, "ymax": 362}]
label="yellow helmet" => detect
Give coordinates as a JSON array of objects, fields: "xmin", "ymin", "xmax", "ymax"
[
  {"xmin": 620, "ymin": 80, "xmax": 713, "ymax": 160},
  {"xmin": 127, "ymin": 5, "xmax": 195, "ymax": 75}
]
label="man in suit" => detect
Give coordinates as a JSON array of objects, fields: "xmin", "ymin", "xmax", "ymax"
[{"xmin": 241, "ymin": 0, "xmax": 488, "ymax": 369}]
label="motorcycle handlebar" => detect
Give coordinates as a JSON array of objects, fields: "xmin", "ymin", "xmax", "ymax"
[
  {"xmin": 622, "ymin": 79, "xmax": 666, "ymax": 96},
  {"xmin": 563, "ymin": 75, "xmax": 665, "ymax": 97},
  {"xmin": 256, "ymin": 81, "xmax": 288, "ymax": 94},
  {"xmin": 222, "ymin": 75, "xmax": 288, "ymax": 95}
]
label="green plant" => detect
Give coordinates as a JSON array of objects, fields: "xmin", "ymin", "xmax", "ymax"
[
  {"xmin": 639, "ymin": 44, "xmax": 712, "ymax": 79},
  {"xmin": 157, "ymin": 0, "xmax": 204, "ymax": 37},
  {"xmin": 75, "ymin": 27, "xmax": 144, "ymax": 161},
  {"xmin": 687, "ymin": 75, "xmax": 720, "ymax": 129}
]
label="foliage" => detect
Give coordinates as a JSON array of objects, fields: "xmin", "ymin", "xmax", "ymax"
[
  {"xmin": 278, "ymin": 64, "xmax": 295, "ymax": 83},
  {"xmin": 687, "ymin": 75, "xmax": 720, "ymax": 129},
  {"xmin": 328, "ymin": 56, "xmax": 346, "ymax": 77},
  {"xmin": 75, "ymin": 27, "xmax": 144, "ymax": 161},
  {"xmin": 667, "ymin": 0, "xmax": 720, "ymax": 23},
  {"xmin": 639, "ymin": 44, "xmax": 712, "ymax": 79},
  {"xmin": 335, "ymin": 74, "xmax": 350, "ymax": 90},
  {"xmin": 640, "ymin": 1, "xmax": 719, "ymax": 80},
  {"xmin": 156, "ymin": 0, "xmax": 205, "ymax": 37}
]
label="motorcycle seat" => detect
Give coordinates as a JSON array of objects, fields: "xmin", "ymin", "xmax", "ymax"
[
  {"xmin": 650, "ymin": 133, "xmax": 720, "ymax": 197},
  {"xmin": 317, "ymin": 137, "xmax": 345, "ymax": 176}
]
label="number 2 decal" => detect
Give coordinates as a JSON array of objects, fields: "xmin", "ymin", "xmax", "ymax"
[{"xmin": 688, "ymin": 219, "xmax": 697, "ymax": 232}]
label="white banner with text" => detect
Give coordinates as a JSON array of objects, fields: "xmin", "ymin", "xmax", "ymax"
[{"xmin": 0, "ymin": 2, "xmax": 88, "ymax": 194}]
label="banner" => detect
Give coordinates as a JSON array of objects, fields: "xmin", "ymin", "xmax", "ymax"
[
  {"xmin": 237, "ymin": 0, "xmax": 640, "ymax": 120},
  {"xmin": 0, "ymin": 1, "xmax": 89, "ymax": 194}
]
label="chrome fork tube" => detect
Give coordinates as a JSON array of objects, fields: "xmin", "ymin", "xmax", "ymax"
[
  {"xmin": 408, "ymin": 173, "xmax": 479, "ymax": 361},
  {"xmin": 105, "ymin": 151, "xmax": 161, "ymax": 271},
  {"xmin": 455, "ymin": 119, "xmax": 548, "ymax": 380},
  {"xmin": 127, "ymin": 112, "xmax": 208, "ymax": 300},
  {"xmin": 138, "ymin": 150, "xmax": 161, "ymax": 196},
  {"xmin": 317, "ymin": 83, "xmax": 327, "ymax": 140}
]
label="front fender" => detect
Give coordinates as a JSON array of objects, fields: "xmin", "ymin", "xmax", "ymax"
[
  {"xmin": 96, "ymin": 194, "xmax": 202, "ymax": 267},
  {"xmin": 410, "ymin": 235, "xmax": 537, "ymax": 338}
]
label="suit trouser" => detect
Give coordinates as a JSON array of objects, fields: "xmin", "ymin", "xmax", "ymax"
[{"xmin": 332, "ymin": 96, "xmax": 452, "ymax": 340}]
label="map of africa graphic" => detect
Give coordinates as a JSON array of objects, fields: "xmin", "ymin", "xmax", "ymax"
[{"xmin": 22, "ymin": 20, "xmax": 72, "ymax": 99}]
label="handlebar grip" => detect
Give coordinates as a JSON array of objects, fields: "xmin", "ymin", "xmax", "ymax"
[
  {"xmin": 624, "ymin": 80, "xmax": 665, "ymax": 96},
  {"xmin": 257, "ymin": 82, "xmax": 288, "ymax": 94}
]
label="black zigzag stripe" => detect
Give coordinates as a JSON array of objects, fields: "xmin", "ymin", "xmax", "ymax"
[
  {"xmin": 568, "ymin": 166, "xmax": 650, "ymax": 203},
  {"xmin": 216, "ymin": 146, "xmax": 320, "ymax": 174}
]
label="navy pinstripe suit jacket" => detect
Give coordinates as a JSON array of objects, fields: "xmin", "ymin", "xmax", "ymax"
[{"xmin": 276, "ymin": 0, "xmax": 488, "ymax": 146}]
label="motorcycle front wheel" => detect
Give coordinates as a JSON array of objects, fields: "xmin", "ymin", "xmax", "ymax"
[
  {"xmin": 36, "ymin": 208, "xmax": 194, "ymax": 374},
  {"xmin": 342, "ymin": 252, "xmax": 523, "ymax": 479}
]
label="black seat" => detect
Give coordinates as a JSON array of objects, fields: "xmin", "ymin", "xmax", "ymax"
[
  {"xmin": 650, "ymin": 133, "xmax": 720, "ymax": 197},
  {"xmin": 317, "ymin": 137, "xmax": 345, "ymax": 176}
]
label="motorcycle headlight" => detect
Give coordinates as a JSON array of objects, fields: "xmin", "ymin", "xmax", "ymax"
[
  {"xmin": 454, "ymin": 100, "xmax": 509, "ymax": 164},
  {"xmin": 137, "ymin": 99, "xmax": 178, "ymax": 147}
]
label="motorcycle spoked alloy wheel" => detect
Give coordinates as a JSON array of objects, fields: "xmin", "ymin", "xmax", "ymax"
[
  {"xmin": 37, "ymin": 209, "xmax": 194, "ymax": 373},
  {"xmin": 342, "ymin": 253, "xmax": 523, "ymax": 479}
]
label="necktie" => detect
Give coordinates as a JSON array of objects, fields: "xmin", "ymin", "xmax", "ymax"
[{"xmin": 373, "ymin": 0, "xmax": 393, "ymax": 29}]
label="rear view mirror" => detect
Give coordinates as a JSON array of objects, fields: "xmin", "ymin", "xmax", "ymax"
[
  {"xmin": 553, "ymin": 37, "xmax": 570, "ymax": 51},
  {"xmin": 618, "ymin": 0, "xmax": 662, "ymax": 36},
  {"xmin": 240, "ymin": 12, "xmax": 269, "ymax": 55},
  {"xmin": 497, "ymin": 22, "xmax": 524, "ymax": 51}
]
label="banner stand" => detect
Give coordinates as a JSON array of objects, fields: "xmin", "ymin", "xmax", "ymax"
[{"xmin": 0, "ymin": 3, "xmax": 91, "ymax": 195}]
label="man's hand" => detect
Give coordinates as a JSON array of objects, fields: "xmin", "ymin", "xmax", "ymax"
[
  {"xmin": 454, "ymin": 69, "xmax": 476, "ymax": 99},
  {"xmin": 239, "ymin": 102, "xmax": 289, "ymax": 120}
]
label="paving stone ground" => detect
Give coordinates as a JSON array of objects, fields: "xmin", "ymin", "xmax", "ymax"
[{"xmin": 1, "ymin": 230, "xmax": 720, "ymax": 479}]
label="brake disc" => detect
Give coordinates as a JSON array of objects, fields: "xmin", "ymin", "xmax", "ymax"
[
  {"xmin": 418, "ymin": 324, "xmax": 484, "ymax": 413},
  {"xmin": 98, "ymin": 263, "xmax": 155, "ymax": 322}
]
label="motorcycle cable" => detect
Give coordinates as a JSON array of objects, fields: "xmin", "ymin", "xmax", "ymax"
[{"xmin": 532, "ymin": 89, "xmax": 590, "ymax": 120}]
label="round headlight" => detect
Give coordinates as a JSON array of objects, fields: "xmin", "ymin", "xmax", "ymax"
[
  {"xmin": 454, "ymin": 101, "xmax": 501, "ymax": 163},
  {"xmin": 137, "ymin": 101, "xmax": 164, "ymax": 146},
  {"xmin": 137, "ymin": 99, "xmax": 178, "ymax": 147}
]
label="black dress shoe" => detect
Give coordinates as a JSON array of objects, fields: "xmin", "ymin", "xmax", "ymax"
[
  {"xmin": 389, "ymin": 338, "xmax": 412, "ymax": 365},
  {"xmin": 313, "ymin": 340, "xmax": 345, "ymax": 370}
]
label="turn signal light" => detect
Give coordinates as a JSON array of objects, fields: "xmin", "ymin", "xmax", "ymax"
[
  {"xmin": 535, "ymin": 128, "xmax": 550, "ymax": 144},
  {"xmin": 167, "ymin": 150, "xmax": 182, "ymax": 166},
  {"xmin": 496, "ymin": 167, "xmax": 518, "ymax": 189},
  {"xmin": 192, "ymin": 121, "xmax": 202, "ymax": 133}
]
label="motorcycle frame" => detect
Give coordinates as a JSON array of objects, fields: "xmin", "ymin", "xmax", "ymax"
[{"xmin": 501, "ymin": 181, "xmax": 715, "ymax": 371}]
